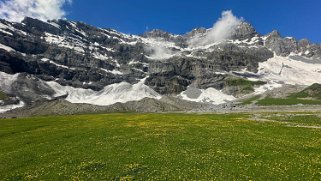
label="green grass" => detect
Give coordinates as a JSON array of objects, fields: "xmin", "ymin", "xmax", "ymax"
[
  {"xmin": 225, "ymin": 78, "xmax": 266, "ymax": 87},
  {"xmin": 0, "ymin": 90, "xmax": 7, "ymax": 100},
  {"xmin": 257, "ymin": 97, "xmax": 321, "ymax": 106},
  {"xmin": 267, "ymin": 114, "xmax": 321, "ymax": 126},
  {"xmin": 0, "ymin": 113, "xmax": 321, "ymax": 180}
]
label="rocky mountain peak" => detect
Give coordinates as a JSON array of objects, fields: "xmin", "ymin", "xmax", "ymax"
[
  {"xmin": 184, "ymin": 28, "xmax": 207, "ymax": 38},
  {"xmin": 21, "ymin": 17, "xmax": 61, "ymax": 35},
  {"xmin": 298, "ymin": 39, "xmax": 311, "ymax": 48},
  {"xmin": 266, "ymin": 30, "xmax": 281, "ymax": 39},
  {"xmin": 143, "ymin": 29, "xmax": 178, "ymax": 40},
  {"xmin": 231, "ymin": 21, "xmax": 258, "ymax": 40}
]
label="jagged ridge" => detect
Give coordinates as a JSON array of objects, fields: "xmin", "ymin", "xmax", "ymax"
[{"xmin": 0, "ymin": 17, "xmax": 321, "ymax": 113}]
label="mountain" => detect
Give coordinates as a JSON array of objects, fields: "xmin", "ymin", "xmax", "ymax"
[{"xmin": 1, "ymin": 17, "xmax": 321, "ymax": 114}]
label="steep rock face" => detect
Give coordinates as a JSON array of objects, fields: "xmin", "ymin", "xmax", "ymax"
[
  {"xmin": 0, "ymin": 17, "xmax": 321, "ymax": 108},
  {"xmin": 204, "ymin": 43, "xmax": 274, "ymax": 72},
  {"xmin": 146, "ymin": 43, "xmax": 273, "ymax": 94},
  {"xmin": 143, "ymin": 29, "xmax": 187, "ymax": 48},
  {"xmin": 146, "ymin": 75, "xmax": 191, "ymax": 95},
  {"xmin": 0, "ymin": 17, "xmax": 149, "ymax": 92},
  {"xmin": 144, "ymin": 29, "xmax": 184, "ymax": 42}
]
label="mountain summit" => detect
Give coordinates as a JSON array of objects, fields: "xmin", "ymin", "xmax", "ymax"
[{"xmin": 0, "ymin": 17, "xmax": 321, "ymax": 114}]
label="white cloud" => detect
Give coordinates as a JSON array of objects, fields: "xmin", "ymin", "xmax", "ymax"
[
  {"xmin": 189, "ymin": 10, "xmax": 242, "ymax": 47},
  {"xmin": 145, "ymin": 44, "xmax": 175, "ymax": 60},
  {"xmin": 0, "ymin": 0, "xmax": 72, "ymax": 22}
]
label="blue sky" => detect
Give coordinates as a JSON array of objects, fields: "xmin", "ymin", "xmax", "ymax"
[
  {"xmin": 65, "ymin": 0, "xmax": 321, "ymax": 42},
  {"xmin": 1, "ymin": 0, "xmax": 320, "ymax": 42}
]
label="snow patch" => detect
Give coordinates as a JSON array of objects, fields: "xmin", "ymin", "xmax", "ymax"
[
  {"xmin": 93, "ymin": 52, "xmax": 110, "ymax": 60},
  {"xmin": 46, "ymin": 77, "xmax": 161, "ymax": 106},
  {"xmin": 128, "ymin": 60, "xmax": 149, "ymax": 67},
  {"xmin": 102, "ymin": 46, "xmax": 115, "ymax": 52},
  {"xmin": 0, "ymin": 43, "xmax": 14, "ymax": 52},
  {"xmin": 254, "ymin": 82, "xmax": 283, "ymax": 95},
  {"xmin": 44, "ymin": 33, "xmax": 85, "ymax": 53},
  {"xmin": 226, "ymin": 36, "xmax": 261, "ymax": 47},
  {"xmin": 69, "ymin": 22, "xmax": 87, "ymax": 36},
  {"xmin": 48, "ymin": 21, "xmax": 60, "ymax": 29},
  {"xmin": 100, "ymin": 68, "xmax": 123, "ymax": 75},
  {"xmin": 41, "ymin": 58, "xmax": 76, "ymax": 70},
  {"xmin": 0, "ymin": 28, "xmax": 13, "ymax": 36},
  {"xmin": 258, "ymin": 55, "xmax": 321, "ymax": 85},
  {"xmin": 0, "ymin": 100, "xmax": 25, "ymax": 114},
  {"xmin": 0, "ymin": 22, "xmax": 27, "ymax": 36},
  {"xmin": 179, "ymin": 87, "xmax": 235, "ymax": 105}
]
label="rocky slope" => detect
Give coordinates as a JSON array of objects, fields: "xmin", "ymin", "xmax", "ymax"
[{"xmin": 0, "ymin": 17, "xmax": 321, "ymax": 113}]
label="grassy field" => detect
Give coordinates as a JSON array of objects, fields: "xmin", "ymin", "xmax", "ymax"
[{"xmin": 0, "ymin": 113, "xmax": 321, "ymax": 180}]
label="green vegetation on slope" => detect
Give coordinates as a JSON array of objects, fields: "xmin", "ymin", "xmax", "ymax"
[
  {"xmin": 256, "ymin": 97, "xmax": 321, "ymax": 106},
  {"xmin": 0, "ymin": 90, "xmax": 7, "ymax": 100},
  {"xmin": 255, "ymin": 83, "xmax": 321, "ymax": 106},
  {"xmin": 225, "ymin": 78, "xmax": 266, "ymax": 87},
  {"xmin": 289, "ymin": 83, "xmax": 321, "ymax": 100},
  {"xmin": 241, "ymin": 95, "xmax": 261, "ymax": 105},
  {"xmin": 224, "ymin": 78, "xmax": 266, "ymax": 94},
  {"xmin": 0, "ymin": 113, "xmax": 321, "ymax": 180}
]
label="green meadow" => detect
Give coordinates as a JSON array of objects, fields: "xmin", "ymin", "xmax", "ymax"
[{"xmin": 0, "ymin": 113, "xmax": 320, "ymax": 180}]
